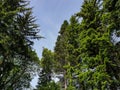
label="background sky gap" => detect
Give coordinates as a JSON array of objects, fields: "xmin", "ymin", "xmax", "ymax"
[
  {"xmin": 29, "ymin": 0, "xmax": 83, "ymax": 88},
  {"xmin": 30, "ymin": 0, "xmax": 83, "ymax": 58}
]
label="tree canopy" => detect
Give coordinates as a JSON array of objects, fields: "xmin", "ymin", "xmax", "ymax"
[
  {"xmin": 0, "ymin": 0, "xmax": 40, "ymax": 89},
  {"xmin": 0, "ymin": 0, "xmax": 120, "ymax": 90}
]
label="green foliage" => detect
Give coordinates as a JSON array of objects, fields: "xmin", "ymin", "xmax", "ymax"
[
  {"xmin": 37, "ymin": 81, "xmax": 60, "ymax": 90},
  {"xmin": 1, "ymin": 0, "xmax": 119, "ymax": 89},
  {"xmin": 0, "ymin": 0, "xmax": 40, "ymax": 89},
  {"xmin": 54, "ymin": 20, "xmax": 69, "ymax": 72},
  {"xmin": 54, "ymin": 0, "xmax": 120, "ymax": 90},
  {"xmin": 75, "ymin": 0, "xmax": 120, "ymax": 89},
  {"xmin": 36, "ymin": 48, "xmax": 59, "ymax": 90}
]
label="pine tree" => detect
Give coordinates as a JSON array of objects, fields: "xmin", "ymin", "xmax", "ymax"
[{"xmin": 0, "ymin": 0, "xmax": 40, "ymax": 89}]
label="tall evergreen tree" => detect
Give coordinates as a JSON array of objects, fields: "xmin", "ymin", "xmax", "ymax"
[
  {"xmin": 53, "ymin": 0, "xmax": 120, "ymax": 90},
  {"xmin": 0, "ymin": 0, "xmax": 40, "ymax": 89},
  {"xmin": 76, "ymin": 0, "xmax": 120, "ymax": 89},
  {"xmin": 64, "ymin": 15, "xmax": 80, "ymax": 90},
  {"xmin": 54, "ymin": 20, "xmax": 69, "ymax": 89},
  {"xmin": 102, "ymin": 0, "xmax": 120, "ymax": 89},
  {"xmin": 55, "ymin": 16, "xmax": 80, "ymax": 90},
  {"xmin": 54, "ymin": 20, "xmax": 69, "ymax": 72}
]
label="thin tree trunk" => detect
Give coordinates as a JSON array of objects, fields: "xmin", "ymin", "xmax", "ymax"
[{"xmin": 64, "ymin": 70, "xmax": 67, "ymax": 90}]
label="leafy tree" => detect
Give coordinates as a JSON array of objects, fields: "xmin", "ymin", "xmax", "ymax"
[{"xmin": 36, "ymin": 48, "xmax": 59, "ymax": 90}]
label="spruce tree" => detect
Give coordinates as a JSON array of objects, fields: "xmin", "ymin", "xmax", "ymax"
[
  {"xmin": 65, "ymin": 15, "xmax": 80, "ymax": 90},
  {"xmin": 0, "ymin": 0, "xmax": 40, "ymax": 89},
  {"xmin": 76, "ymin": 0, "xmax": 120, "ymax": 89},
  {"xmin": 102, "ymin": 0, "xmax": 120, "ymax": 89}
]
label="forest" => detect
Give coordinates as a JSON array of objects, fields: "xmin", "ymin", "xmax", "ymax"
[{"xmin": 0, "ymin": 0, "xmax": 120, "ymax": 90}]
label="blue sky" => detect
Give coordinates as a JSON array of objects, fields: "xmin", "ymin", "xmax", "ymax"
[
  {"xmin": 30, "ymin": 0, "xmax": 83, "ymax": 88},
  {"xmin": 30, "ymin": 0, "xmax": 83, "ymax": 58}
]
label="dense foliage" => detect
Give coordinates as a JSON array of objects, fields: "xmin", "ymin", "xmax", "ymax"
[
  {"xmin": 36, "ymin": 48, "xmax": 60, "ymax": 90},
  {"xmin": 0, "ymin": 0, "xmax": 120, "ymax": 90},
  {"xmin": 53, "ymin": 0, "xmax": 120, "ymax": 90},
  {"xmin": 0, "ymin": 0, "xmax": 40, "ymax": 89}
]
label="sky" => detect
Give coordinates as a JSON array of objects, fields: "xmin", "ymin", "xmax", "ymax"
[
  {"xmin": 29, "ymin": 0, "xmax": 83, "ymax": 88},
  {"xmin": 30, "ymin": 0, "xmax": 83, "ymax": 58}
]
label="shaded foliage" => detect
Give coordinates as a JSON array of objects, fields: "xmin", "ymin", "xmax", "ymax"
[
  {"xmin": 0, "ymin": 0, "xmax": 40, "ymax": 89},
  {"xmin": 36, "ymin": 48, "xmax": 60, "ymax": 90}
]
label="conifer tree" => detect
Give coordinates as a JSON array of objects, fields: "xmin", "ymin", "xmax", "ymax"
[
  {"xmin": 55, "ymin": 16, "xmax": 80, "ymax": 90},
  {"xmin": 102, "ymin": 0, "xmax": 120, "ymax": 89},
  {"xmin": 0, "ymin": 0, "xmax": 40, "ymax": 89},
  {"xmin": 54, "ymin": 0, "xmax": 120, "ymax": 90},
  {"xmin": 54, "ymin": 20, "xmax": 69, "ymax": 71},
  {"xmin": 54, "ymin": 20, "xmax": 69, "ymax": 89},
  {"xmin": 76, "ymin": 0, "xmax": 120, "ymax": 89},
  {"xmin": 65, "ymin": 15, "xmax": 80, "ymax": 90}
]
